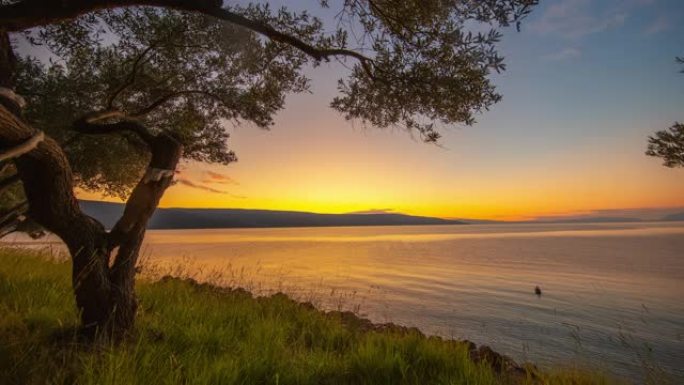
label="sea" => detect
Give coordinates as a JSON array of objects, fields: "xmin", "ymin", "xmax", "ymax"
[{"xmin": 5, "ymin": 222, "xmax": 684, "ymax": 383}]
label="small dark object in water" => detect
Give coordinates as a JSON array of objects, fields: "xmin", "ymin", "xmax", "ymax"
[{"xmin": 534, "ymin": 286, "xmax": 542, "ymax": 296}]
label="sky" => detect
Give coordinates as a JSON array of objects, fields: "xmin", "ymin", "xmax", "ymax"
[{"xmin": 76, "ymin": 0, "xmax": 684, "ymax": 221}]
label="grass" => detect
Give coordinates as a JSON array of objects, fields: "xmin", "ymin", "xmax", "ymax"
[{"xmin": 0, "ymin": 247, "xmax": 624, "ymax": 385}]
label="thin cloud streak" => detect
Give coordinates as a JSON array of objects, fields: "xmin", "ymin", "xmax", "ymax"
[
  {"xmin": 204, "ymin": 170, "xmax": 239, "ymax": 185},
  {"xmin": 347, "ymin": 208, "xmax": 395, "ymax": 215},
  {"xmin": 176, "ymin": 178, "xmax": 245, "ymax": 198},
  {"xmin": 528, "ymin": 0, "xmax": 654, "ymax": 39}
]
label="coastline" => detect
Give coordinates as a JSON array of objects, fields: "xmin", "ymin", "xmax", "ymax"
[
  {"xmin": 163, "ymin": 275, "xmax": 536, "ymax": 381},
  {"xmin": 0, "ymin": 247, "xmax": 627, "ymax": 385}
]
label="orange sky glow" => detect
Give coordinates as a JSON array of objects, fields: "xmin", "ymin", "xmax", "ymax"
[
  {"xmin": 78, "ymin": 86, "xmax": 684, "ymax": 221},
  {"xmin": 77, "ymin": 0, "xmax": 684, "ymax": 221}
]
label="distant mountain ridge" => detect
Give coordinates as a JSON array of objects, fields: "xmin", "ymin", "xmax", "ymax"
[
  {"xmin": 78, "ymin": 201, "xmax": 684, "ymax": 229},
  {"xmin": 661, "ymin": 212, "xmax": 684, "ymax": 221},
  {"xmin": 79, "ymin": 200, "xmax": 465, "ymax": 229},
  {"xmin": 534, "ymin": 216, "xmax": 643, "ymax": 224}
]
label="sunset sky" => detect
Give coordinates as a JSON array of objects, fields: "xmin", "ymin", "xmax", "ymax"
[{"xmin": 79, "ymin": 0, "xmax": 684, "ymax": 221}]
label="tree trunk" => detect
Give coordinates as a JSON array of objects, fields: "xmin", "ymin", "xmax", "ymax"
[
  {"xmin": 4, "ymin": 28, "xmax": 112, "ymax": 311},
  {"xmin": 106, "ymin": 133, "xmax": 182, "ymax": 335},
  {"xmin": 2, "ymin": 87, "xmax": 108, "ymax": 335},
  {"xmin": 1, "ymin": 26, "xmax": 113, "ymax": 328},
  {"xmin": 0, "ymin": 28, "xmax": 15, "ymax": 89},
  {"xmin": 6, "ymin": 118, "xmax": 113, "ymax": 335},
  {"xmin": 2, "ymin": 102, "xmax": 182, "ymax": 337},
  {"xmin": 1, "ymin": 24, "xmax": 182, "ymax": 339}
]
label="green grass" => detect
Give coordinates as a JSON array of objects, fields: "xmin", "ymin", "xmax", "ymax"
[{"xmin": 0, "ymin": 247, "xmax": 623, "ymax": 385}]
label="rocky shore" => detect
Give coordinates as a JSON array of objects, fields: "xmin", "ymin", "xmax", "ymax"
[{"xmin": 162, "ymin": 275, "xmax": 539, "ymax": 382}]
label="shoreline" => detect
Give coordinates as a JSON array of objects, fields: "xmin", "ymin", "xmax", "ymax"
[
  {"xmin": 164, "ymin": 275, "xmax": 538, "ymax": 382},
  {"xmin": 0, "ymin": 247, "xmax": 632, "ymax": 385}
]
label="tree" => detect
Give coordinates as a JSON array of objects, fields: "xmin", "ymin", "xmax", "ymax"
[
  {"xmin": 0, "ymin": 0, "xmax": 537, "ymax": 337},
  {"xmin": 17, "ymin": 8, "xmax": 312, "ymax": 194},
  {"xmin": 646, "ymin": 122, "xmax": 684, "ymax": 168},
  {"xmin": 11, "ymin": 8, "xmax": 311, "ymax": 334},
  {"xmin": 646, "ymin": 57, "xmax": 684, "ymax": 168}
]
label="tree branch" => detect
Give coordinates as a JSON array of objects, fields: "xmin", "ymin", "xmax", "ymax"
[
  {"xmin": 1, "ymin": 0, "xmax": 375, "ymax": 70},
  {"xmin": 106, "ymin": 41, "xmax": 160, "ymax": 109},
  {"xmin": 0, "ymin": 102, "xmax": 108, "ymax": 246},
  {"xmin": 107, "ymin": 132, "xmax": 182, "ymax": 249},
  {"xmin": 131, "ymin": 90, "xmax": 229, "ymax": 117},
  {"xmin": 72, "ymin": 110, "xmax": 155, "ymax": 144},
  {"xmin": 0, "ymin": 0, "xmax": 216, "ymax": 31}
]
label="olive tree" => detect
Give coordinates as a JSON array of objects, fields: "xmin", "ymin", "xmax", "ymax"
[
  {"xmin": 13, "ymin": 8, "xmax": 311, "ymax": 334},
  {"xmin": 0, "ymin": 0, "xmax": 537, "ymax": 337}
]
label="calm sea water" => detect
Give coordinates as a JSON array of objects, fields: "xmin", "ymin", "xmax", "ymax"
[{"xmin": 8, "ymin": 222, "xmax": 684, "ymax": 382}]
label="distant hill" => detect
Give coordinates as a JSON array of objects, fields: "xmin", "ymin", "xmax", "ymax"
[
  {"xmin": 79, "ymin": 200, "xmax": 465, "ymax": 229},
  {"xmin": 536, "ymin": 217, "xmax": 643, "ymax": 224},
  {"xmin": 661, "ymin": 212, "xmax": 684, "ymax": 221}
]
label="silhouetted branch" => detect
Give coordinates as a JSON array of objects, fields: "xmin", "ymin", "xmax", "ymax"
[
  {"xmin": 72, "ymin": 110, "xmax": 155, "ymax": 144},
  {"xmin": 131, "ymin": 90, "xmax": 229, "ymax": 117},
  {"xmin": 106, "ymin": 42, "xmax": 160, "ymax": 109},
  {"xmin": 0, "ymin": 0, "xmax": 374, "ymax": 65}
]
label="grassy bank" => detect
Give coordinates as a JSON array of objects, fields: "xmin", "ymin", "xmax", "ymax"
[{"xmin": 0, "ymin": 248, "xmax": 621, "ymax": 385}]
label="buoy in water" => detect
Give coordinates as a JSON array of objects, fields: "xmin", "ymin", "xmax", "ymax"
[{"xmin": 534, "ymin": 286, "xmax": 542, "ymax": 296}]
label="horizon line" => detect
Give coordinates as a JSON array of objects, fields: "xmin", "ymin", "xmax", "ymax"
[{"xmin": 78, "ymin": 199, "xmax": 684, "ymax": 223}]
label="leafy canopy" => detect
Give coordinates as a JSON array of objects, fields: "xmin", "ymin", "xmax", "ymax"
[
  {"xmin": 647, "ymin": 122, "xmax": 684, "ymax": 168},
  {"xmin": 327, "ymin": 0, "xmax": 535, "ymax": 141},
  {"xmin": 14, "ymin": 0, "xmax": 537, "ymax": 196},
  {"xmin": 646, "ymin": 57, "xmax": 684, "ymax": 168},
  {"xmin": 17, "ymin": 8, "xmax": 311, "ymax": 196}
]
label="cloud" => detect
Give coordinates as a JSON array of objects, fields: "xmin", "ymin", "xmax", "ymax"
[
  {"xmin": 643, "ymin": 16, "xmax": 672, "ymax": 35},
  {"xmin": 529, "ymin": 0, "xmax": 632, "ymax": 39},
  {"xmin": 176, "ymin": 178, "xmax": 244, "ymax": 198},
  {"xmin": 204, "ymin": 170, "xmax": 239, "ymax": 185},
  {"xmin": 176, "ymin": 179, "xmax": 227, "ymax": 194},
  {"xmin": 347, "ymin": 208, "xmax": 395, "ymax": 215},
  {"xmin": 542, "ymin": 47, "xmax": 582, "ymax": 61}
]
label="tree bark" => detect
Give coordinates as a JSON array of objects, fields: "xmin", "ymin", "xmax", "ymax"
[
  {"xmin": 0, "ymin": 28, "xmax": 15, "ymax": 89},
  {"xmin": 1, "ymin": 25, "xmax": 184, "ymax": 337},
  {"xmin": 1, "ymin": 0, "xmax": 220, "ymax": 32},
  {"xmin": 2, "ymin": 31, "xmax": 115, "ymax": 334},
  {"xmin": 107, "ymin": 133, "xmax": 182, "ymax": 334},
  {"xmin": 0, "ymin": 0, "xmax": 370, "ymax": 65},
  {"xmin": 2, "ymin": 101, "xmax": 183, "ymax": 337},
  {"xmin": 1, "ymin": 107, "xmax": 113, "ymax": 334}
]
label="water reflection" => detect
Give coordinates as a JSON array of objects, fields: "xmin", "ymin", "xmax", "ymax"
[{"xmin": 5, "ymin": 222, "xmax": 684, "ymax": 381}]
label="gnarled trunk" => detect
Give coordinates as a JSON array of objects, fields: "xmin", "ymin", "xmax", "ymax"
[
  {"xmin": 106, "ymin": 133, "xmax": 182, "ymax": 334},
  {"xmin": 2, "ymin": 105, "xmax": 182, "ymax": 336},
  {"xmin": 2, "ymin": 107, "xmax": 113, "ymax": 334},
  {"xmin": 1, "ymin": 28, "xmax": 182, "ymax": 338}
]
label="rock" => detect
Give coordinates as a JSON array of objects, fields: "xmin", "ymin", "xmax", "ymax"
[{"xmin": 469, "ymin": 345, "xmax": 538, "ymax": 382}]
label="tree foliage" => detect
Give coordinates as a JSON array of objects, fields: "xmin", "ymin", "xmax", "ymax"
[
  {"xmin": 16, "ymin": 8, "xmax": 312, "ymax": 197},
  {"xmin": 0, "ymin": 0, "xmax": 538, "ymax": 334},
  {"xmin": 647, "ymin": 122, "xmax": 684, "ymax": 168},
  {"xmin": 325, "ymin": 0, "xmax": 536, "ymax": 141},
  {"xmin": 12, "ymin": 1, "xmax": 537, "ymax": 196},
  {"xmin": 646, "ymin": 56, "xmax": 684, "ymax": 168}
]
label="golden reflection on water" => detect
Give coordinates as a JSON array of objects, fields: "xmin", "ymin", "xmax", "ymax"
[
  {"xmin": 142, "ymin": 222, "xmax": 684, "ymax": 243},
  {"xmin": 3, "ymin": 222, "xmax": 684, "ymax": 380},
  {"xmin": 135, "ymin": 222, "xmax": 684, "ymax": 381}
]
